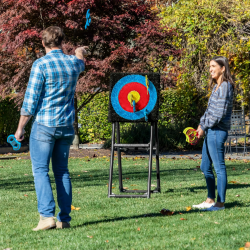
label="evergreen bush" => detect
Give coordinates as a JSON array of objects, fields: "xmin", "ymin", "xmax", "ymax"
[
  {"xmin": 0, "ymin": 98, "xmax": 31, "ymax": 146},
  {"xmin": 78, "ymin": 89, "xmax": 204, "ymax": 151}
]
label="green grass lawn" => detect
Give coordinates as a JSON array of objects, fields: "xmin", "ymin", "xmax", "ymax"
[{"xmin": 0, "ymin": 155, "xmax": 250, "ymax": 250}]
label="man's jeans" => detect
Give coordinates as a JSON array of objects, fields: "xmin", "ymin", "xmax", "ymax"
[
  {"xmin": 200, "ymin": 127, "xmax": 228, "ymax": 203},
  {"xmin": 30, "ymin": 121, "xmax": 74, "ymax": 222}
]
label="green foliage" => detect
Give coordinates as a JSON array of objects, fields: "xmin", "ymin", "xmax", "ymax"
[
  {"xmin": 159, "ymin": 86, "xmax": 203, "ymax": 127},
  {"xmin": 160, "ymin": 0, "xmax": 250, "ymax": 106},
  {"xmin": 157, "ymin": 86, "xmax": 204, "ymax": 150},
  {"xmin": 120, "ymin": 122, "xmax": 202, "ymax": 151},
  {"xmin": 78, "ymin": 93, "xmax": 111, "ymax": 143},
  {"xmin": 79, "ymin": 89, "xmax": 204, "ymax": 150}
]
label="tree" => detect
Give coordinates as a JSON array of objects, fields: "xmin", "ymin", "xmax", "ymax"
[
  {"xmin": 160, "ymin": 0, "xmax": 250, "ymax": 108},
  {"xmin": 0, "ymin": 0, "xmax": 180, "ymax": 148}
]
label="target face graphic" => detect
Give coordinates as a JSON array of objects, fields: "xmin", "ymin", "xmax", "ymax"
[{"xmin": 110, "ymin": 74, "xmax": 158, "ymax": 121}]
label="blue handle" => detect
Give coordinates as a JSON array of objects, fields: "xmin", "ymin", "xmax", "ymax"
[
  {"xmin": 85, "ymin": 9, "xmax": 91, "ymax": 29},
  {"xmin": 133, "ymin": 100, "xmax": 136, "ymax": 113},
  {"xmin": 7, "ymin": 135, "xmax": 21, "ymax": 151}
]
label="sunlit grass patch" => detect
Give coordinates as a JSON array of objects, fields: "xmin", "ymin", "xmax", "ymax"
[{"xmin": 0, "ymin": 157, "xmax": 250, "ymax": 249}]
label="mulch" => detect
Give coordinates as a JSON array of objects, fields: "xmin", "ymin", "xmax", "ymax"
[
  {"xmin": 0, "ymin": 148, "xmax": 127, "ymax": 160},
  {"xmin": 69, "ymin": 148, "xmax": 113, "ymax": 158}
]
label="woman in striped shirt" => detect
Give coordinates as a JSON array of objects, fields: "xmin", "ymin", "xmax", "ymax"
[{"xmin": 192, "ymin": 56, "xmax": 234, "ymax": 211}]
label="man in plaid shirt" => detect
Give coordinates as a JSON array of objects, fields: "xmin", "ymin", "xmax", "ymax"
[{"xmin": 14, "ymin": 26, "xmax": 87, "ymax": 231}]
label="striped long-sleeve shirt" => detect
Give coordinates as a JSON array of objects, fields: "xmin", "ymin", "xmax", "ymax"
[
  {"xmin": 21, "ymin": 50, "xmax": 85, "ymax": 127},
  {"xmin": 199, "ymin": 81, "xmax": 234, "ymax": 131}
]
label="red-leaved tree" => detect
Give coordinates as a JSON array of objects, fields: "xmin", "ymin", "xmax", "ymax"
[{"xmin": 0, "ymin": 0, "xmax": 181, "ymax": 148}]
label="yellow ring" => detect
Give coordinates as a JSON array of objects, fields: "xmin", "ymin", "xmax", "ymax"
[{"xmin": 127, "ymin": 91, "xmax": 140, "ymax": 104}]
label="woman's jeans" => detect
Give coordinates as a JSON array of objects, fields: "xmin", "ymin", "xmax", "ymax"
[
  {"xmin": 200, "ymin": 127, "xmax": 228, "ymax": 203},
  {"xmin": 30, "ymin": 121, "xmax": 75, "ymax": 222}
]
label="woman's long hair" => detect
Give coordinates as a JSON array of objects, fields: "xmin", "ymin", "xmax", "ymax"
[{"xmin": 209, "ymin": 56, "xmax": 234, "ymax": 88}]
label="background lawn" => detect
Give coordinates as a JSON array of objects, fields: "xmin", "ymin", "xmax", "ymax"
[{"xmin": 0, "ymin": 155, "xmax": 250, "ymax": 250}]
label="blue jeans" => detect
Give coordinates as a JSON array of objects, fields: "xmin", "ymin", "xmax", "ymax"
[
  {"xmin": 30, "ymin": 121, "xmax": 74, "ymax": 222},
  {"xmin": 200, "ymin": 127, "xmax": 228, "ymax": 203}
]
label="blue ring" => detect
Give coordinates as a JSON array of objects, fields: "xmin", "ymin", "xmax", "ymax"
[
  {"xmin": 7, "ymin": 134, "xmax": 21, "ymax": 151},
  {"xmin": 111, "ymin": 75, "xmax": 157, "ymax": 120}
]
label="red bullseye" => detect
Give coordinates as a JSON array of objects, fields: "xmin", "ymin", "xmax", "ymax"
[{"xmin": 118, "ymin": 82, "xmax": 150, "ymax": 112}]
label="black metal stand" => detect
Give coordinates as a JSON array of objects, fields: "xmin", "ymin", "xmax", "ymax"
[{"xmin": 108, "ymin": 122, "xmax": 160, "ymax": 198}]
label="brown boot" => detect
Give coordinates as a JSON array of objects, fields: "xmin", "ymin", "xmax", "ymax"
[
  {"xmin": 32, "ymin": 216, "xmax": 56, "ymax": 231},
  {"xmin": 56, "ymin": 221, "xmax": 70, "ymax": 229}
]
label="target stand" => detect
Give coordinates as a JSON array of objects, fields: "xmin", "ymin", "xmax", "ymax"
[{"xmin": 108, "ymin": 73, "xmax": 161, "ymax": 198}]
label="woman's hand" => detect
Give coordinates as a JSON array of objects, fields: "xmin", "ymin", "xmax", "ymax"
[{"xmin": 197, "ymin": 126, "xmax": 205, "ymax": 139}]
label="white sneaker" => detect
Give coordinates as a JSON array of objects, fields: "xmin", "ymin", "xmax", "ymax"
[
  {"xmin": 202, "ymin": 205, "xmax": 225, "ymax": 212},
  {"xmin": 192, "ymin": 201, "xmax": 215, "ymax": 209}
]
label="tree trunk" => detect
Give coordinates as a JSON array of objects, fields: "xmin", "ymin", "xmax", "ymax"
[{"xmin": 72, "ymin": 96, "xmax": 79, "ymax": 149}]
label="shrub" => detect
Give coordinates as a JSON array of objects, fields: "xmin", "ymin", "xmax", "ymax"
[
  {"xmin": 78, "ymin": 88, "xmax": 204, "ymax": 150},
  {"xmin": 0, "ymin": 98, "xmax": 31, "ymax": 146},
  {"xmin": 78, "ymin": 93, "xmax": 112, "ymax": 143},
  {"xmin": 160, "ymin": 0, "xmax": 250, "ymax": 107}
]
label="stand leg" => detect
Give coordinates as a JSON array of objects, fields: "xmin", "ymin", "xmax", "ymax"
[
  {"xmin": 236, "ymin": 138, "xmax": 238, "ymax": 154},
  {"xmin": 116, "ymin": 122, "xmax": 123, "ymax": 192},
  {"xmin": 244, "ymin": 136, "xmax": 246, "ymax": 156},
  {"xmin": 229, "ymin": 138, "xmax": 232, "ymax": 154},
  {"xmin": 224, "ymin": 139, "xmax": 227, "ymax": 155},
  {"xmin": 155, "ymin": 122, "xmax": 161, "ymax": 192},
  {"xmin": 147, "ymin": 122, "xmax": 154, "ymax": 198},
  {"xmin": 108, "ymin": 123, "xmax": 116, "ymax": 197}
]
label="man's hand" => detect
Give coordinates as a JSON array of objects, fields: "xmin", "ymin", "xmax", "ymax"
[
  {"xmin": 197, "ymin": 126, "xmax": 205, "ymax": 139},
  {"xmin": 14, "ymin": 115, "xmax": 32, "ymax": 142},
  {"xmin": 75, "ymin": 46, "xmax": 89, "ymax": 60},
  {"xmin": 15, "ymin": 128, "xmax": 25, "ymax": 142}
]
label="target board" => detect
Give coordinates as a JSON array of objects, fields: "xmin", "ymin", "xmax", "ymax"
[{"xmin": 108, "ymin": 73, "xmax": 160, "ymax": 122}]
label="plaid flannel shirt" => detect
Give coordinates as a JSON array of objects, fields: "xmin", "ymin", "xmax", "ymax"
[{"xmin": 21, "ymin": 50, "xmax": 85, "ymax": 127}]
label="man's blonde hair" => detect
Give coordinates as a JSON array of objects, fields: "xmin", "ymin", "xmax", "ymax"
[{"xmin": 42, "ymin": 26, "xmax": 65, "ymax": 48}]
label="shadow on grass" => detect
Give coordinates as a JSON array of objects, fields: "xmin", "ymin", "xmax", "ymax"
[
  {"xmin": 177, "ymin": 201, "xmax": 246, "ymax": 214},
  {"xmin": 73, "ymin": 201, "xmax": 246, "ymax": 228},
  {"xmin": 180, "ymin": 184, "xmax": 250, "ymax": 193},
  {"xmin": 224, "ymin": 201, "xmax": 246, "ymax": 209},
  {"xmin": 73, "ymin": 213, "xmax": 163, "ymax": 228},
  {"xmin": 163, "ymin": 183, "xmax": 250, "ymax": 195},
  {"xmin": 1, "ymin": 162, "xmax": 250, "ymax": 191}
]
